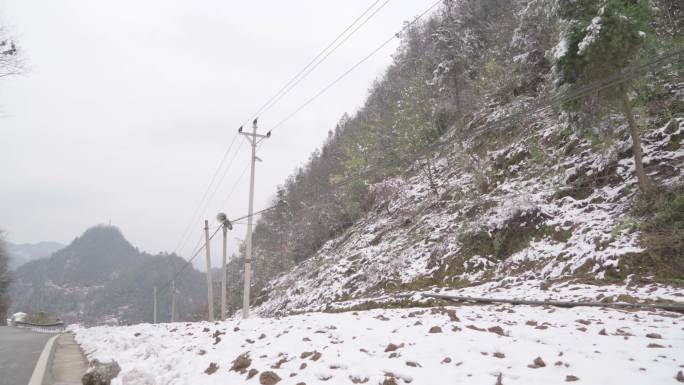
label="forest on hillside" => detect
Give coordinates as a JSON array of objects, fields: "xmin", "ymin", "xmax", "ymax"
[{"xmin": 209, "ymin": 0, "xmax": 684, "ymax": 314}]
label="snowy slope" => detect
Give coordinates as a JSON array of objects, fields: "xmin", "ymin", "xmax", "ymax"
[
  {"xmin": 73, "ymin": 305, "xmax": 684, "ymax": 385},
  {"xmin": 253, "ymin": 113, "xmax": 684, "ymax": 317}
]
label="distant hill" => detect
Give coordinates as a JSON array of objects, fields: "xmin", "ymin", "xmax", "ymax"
[
  {"xmin": 7, "ymin": 241, "xmax": 64, "ymax": 270},
  {"xmin": 9, "ymin": 225, "xmax": 211, "ymax": 325}
]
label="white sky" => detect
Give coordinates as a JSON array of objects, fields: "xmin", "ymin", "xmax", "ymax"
[{"xmin": 0, "ymin": 0, "xmax": 436, "ymax": 268}]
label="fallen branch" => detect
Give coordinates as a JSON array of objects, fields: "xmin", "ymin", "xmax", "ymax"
[{"xmin": 421, "ymin": 293, "xmax": 684, "ymax": 313}]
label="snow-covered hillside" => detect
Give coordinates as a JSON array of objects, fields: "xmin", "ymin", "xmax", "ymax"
[
  {"xmin": 73, "ymin": 303, "xmax": 683, "ymax": 385},
  {"xmin": 253, "ymin": 110, "xmax": 684, "ymax": 317}
]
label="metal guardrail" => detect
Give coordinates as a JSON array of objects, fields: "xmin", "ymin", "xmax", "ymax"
[{"xmin": 14, "ymin": 321, "xmax": 66, "ymax": 333}]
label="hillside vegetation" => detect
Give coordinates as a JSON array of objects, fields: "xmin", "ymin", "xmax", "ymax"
[{"xmin": 208, "ymin": 0, "xmax": 684, "ymax": 316}]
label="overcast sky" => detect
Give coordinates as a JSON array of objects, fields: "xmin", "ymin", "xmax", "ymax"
[{"xmin": 0, "ymin": 0, "xmax": 436, "ymax": 268}]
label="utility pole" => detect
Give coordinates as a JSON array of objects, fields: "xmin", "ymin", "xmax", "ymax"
[
  {"xmin": 221, "ymin": 224, "xmax": 228, "ymax": 320},
  {"xmin": 204, "ymin": 220, "xmax": 215, "ymax": 322},
  {"xmin": 238, "ymin": 118, "xmax": 269, "ymax": 319},
  {"xmin": 153, "ymin": 286, "xmax": 157, "ymax": 324},
  {"xmin": 216, "ymin": 212, "xmax": 233, "ymax": 321},
  {"xmin": 171, "ymin": 280, "xmax": 176, "ymax": 323}
]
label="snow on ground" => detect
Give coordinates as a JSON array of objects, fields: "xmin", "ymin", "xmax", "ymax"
[{"xmin": 73, "ymin": 305, "xmax": 684, "ymax": 385}]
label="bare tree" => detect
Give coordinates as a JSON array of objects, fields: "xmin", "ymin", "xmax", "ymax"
[
  {"xmin": 0, "ymin": 231, "xmax": 11, "ymax": 325},
  {"xmin": 0, "ymin": 25, "xmax": 23, "ymax": 78}
]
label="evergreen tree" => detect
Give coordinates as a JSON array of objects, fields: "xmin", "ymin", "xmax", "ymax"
[{"xmin": 555, "ymin": 0, "xmax": 653, "ymax": 191}]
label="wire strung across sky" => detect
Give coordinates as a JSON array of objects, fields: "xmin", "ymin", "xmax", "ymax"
[
  {"xmin": 249, "ymin": 0, "xmax": 391, "ymax": 122},
  {"xmin": 172, "ymin": 133, "xmax": 239, "ymax": 258},
  {"xmin": 157, "ymin": 204, "xmax": 281, "ymax": 296},
  {"xmin": 266, "ymin": 0, "xmax": 443, "ymax": 136}
]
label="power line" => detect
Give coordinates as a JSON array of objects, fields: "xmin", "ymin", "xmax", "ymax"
[
  {"xmin": 194, "ymin": 141, "xmax": 247, "ymax": 228},
  {"xmin": 157, "ymin": 205, "xmax": 280, "ymax": 296},
  {"xmin": 172, "ymin": 133, "xmax": 240, "ymax": 257},
  {"xmin": 256, "ymin": 0, "xmax": 393, "ymax": 120},
  {"xmin": 244, "ymin": 0, "xmax": 388, "ymax": 126},
  {"xmin": 267, "ymin": 0, "xmax": 442, "ymax": 135},
  {"xmin": 218, "ymin": 162, "xmax": 251, "ymax": 209}
]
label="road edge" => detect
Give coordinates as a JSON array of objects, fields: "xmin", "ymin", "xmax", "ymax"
[{"xmin": 26, "ymin": 333, "xmax": 60, "ymax": 385}]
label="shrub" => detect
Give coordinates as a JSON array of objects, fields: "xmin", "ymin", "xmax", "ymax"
[{"xmin": 633, "ymin": 185, "xmax": 684, "ymax": 272}]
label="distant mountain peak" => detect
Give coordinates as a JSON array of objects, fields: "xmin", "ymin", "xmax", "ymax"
[{"xmin": 71, "ymin": 225, "xmax": 133, "ymax": 250}]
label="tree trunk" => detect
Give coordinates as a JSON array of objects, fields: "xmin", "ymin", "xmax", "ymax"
[
  {"xmin": 424, "ymin": 156, "xmax": 438, "ymax": 195},
  {"xmin": 619, "ymin": 89, "xmax": 650, "ymax": 192}
]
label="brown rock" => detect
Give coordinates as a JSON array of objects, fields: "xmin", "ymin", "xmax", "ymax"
[
  {"xmin": 385, "ymin": 343, "xmax": 403, "ymax": 352},
  {"xmin": 441, "ymin": 357, "xmax": 452, "ymax": 364},
  {"xmin": 429, "ymin": 326, "xmax": 443, "ymax": 333},
  {"xmin": 247, "ymin": 369, "xmax": 259, "ymax": 380},
  {"xmin": 311, "ymin": 351, "xmax": 322, "ymax": 361},
  {"xmin": 525, "ymin": 321, "xmax": 538, "ymax": 326},
  {"xmin": 646, "ymin": 333, "xmax": 662, "ymax": 339},
  {"xmin": 495, "ymin": 373, "xmax": 503, "ymax": 385},
  {"xmin": 446, "ymin": 309, "xmax": 460, "ymax": 322},
  {"xmin": 81, "ymin": 360, "xmax": 121, "ymax": 385},
  {"xmin": 566, "ymin": 375, "xmax": 579, "ymax": 382},
  {"xmin": 299, "ymin": 363, "xmax": 307, "ymax": 370},
  {"xmin": 647, "ymin": 343, "xmax": 665, "ymax": 348},
  {"xmin": 598, "ymin": 329, "xmax": 607, "ymax": 336},
  {"xmin": 676, "ymin": 371, "xmax": 684, "ymax": 383},
  {"xmin": 230, "ymin": 353, "xmax": 251, "ymax": 373},
  {"xmin": 528, "ymin": 357, "xmax": 546, "ymax": 368},
  {"xmin": 488, "ymin": 326, "xmax": 505, "ymax": 336},
  {"xmin": 405, "ymin": 361, "xmax": 421, "ymax": 367},
  {"xmin": 382, "ymin": 374, "xmax": 398, "ymax": 385},
  {"xmin": 259, "ymin": 371, "xmax": 281, "ymax": 385},
  {"xmin": 493, "ymin": 352, "xmax": 505, "ymax": 359},
  {"xmin": 204, "ymin": 362, "xmax": 219, "ymax": 375},
  {"xmin": 271, "ymin": 357, "xmax": 288, "ymax": 369}
]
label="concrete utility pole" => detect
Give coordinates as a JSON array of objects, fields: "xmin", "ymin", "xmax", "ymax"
[
  {"xmin": 217, "ymin": 212, "xmax": 232, "ymax": 321},
  {"xmin": 204, "ymin": 220, "xmax": 215, "ymax": 322},
  {"xmin": 238, "ymin": 119, "xmax": 270, "ymax": 319},
  {"xmin": 171, "ymin": 280, "xmax": 176, "ymax": 323},
  {"xmin": 153, "ymin": 286, "xmax": 157, "ymax": 324},
  {"xmin": 221, "ymin": 225, "xmax": 227, "ymax": 320}
]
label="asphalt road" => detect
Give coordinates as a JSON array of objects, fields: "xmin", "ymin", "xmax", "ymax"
[{"xmin": 0, "ymin": 326, "xmax": 53, "ymax": 385}]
